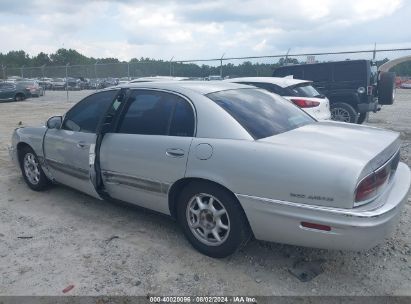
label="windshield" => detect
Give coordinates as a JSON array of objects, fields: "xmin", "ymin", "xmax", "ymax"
[
  {"xmin": 287, "ymin": 83, "xmax": 322, "ymax": 98},
  {"xmin": 207, "ymin": 88, "xmax": 315, "ymax": 139}
]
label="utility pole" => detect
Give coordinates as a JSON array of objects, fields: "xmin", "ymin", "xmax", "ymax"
[
  {"xmin": 65, "ymin": 63, "xmax": 69, "ymax": 102},
  {"xmin": 21, "ymin": 65, "xmax": 25, "ymax": 78},
  {"xmin": 1, "ymin": 65, "xmax": 5, "ymax": 80},
  {"xmin": 284, "ymin": 48, "xmax": 291, "ymax": 66},
  {"xmin": 372, "ymin": 42, "xmax": 377, "ymax": 61},
  {"xmin": 41, "ymin": 64, "xmax": 46, "ymax": 95},
  {"xmin": 127, "ymin": 62, "xmax": 130, "ymax": 80},
  {"xmin": 169, "ymin": 56, "xmax": 174, "ymax": 76},
  {"xmin": 220, "ymin": 53, "xmax": 225, "ymax": 78},
  {"xmin": 94, "ymin": 60, "xmax": 99, "ymax": 79}
]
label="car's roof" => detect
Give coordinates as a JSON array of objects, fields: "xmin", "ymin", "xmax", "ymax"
[
  {"xmin": 225, "ymin": 77, "xmax": 311, "ymax": 88},
  {"xmin": 115, "ymin": 81, "xmax": 253, "ymax": 95}
]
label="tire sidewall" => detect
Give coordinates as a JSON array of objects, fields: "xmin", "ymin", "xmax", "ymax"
[
  {"xmin": 19, "ymin": 147, "xmax": 49, "ymax": 191},
  {"xmin": 357, "ymin": 112, "xmax": 369, "ymax": 124},
  {"xmin": 330, "ymin": 102, "xmax": 358, "ymax": 123},
  {"xmin": 177, "ymin": 182, "xmax": 249, "ymax": 258},
  {"xmin": 378, "ymin": 72, "xmax": 395, "ymax": 105}
]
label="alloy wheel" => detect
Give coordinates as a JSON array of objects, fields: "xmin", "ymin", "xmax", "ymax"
[
  {"xmin": 186, "ymin": 193, "xmax": 230, "ymax": 246},
  {"xmin": 23, "ymin": 153, "xmax": 40, "ymax": 185}
]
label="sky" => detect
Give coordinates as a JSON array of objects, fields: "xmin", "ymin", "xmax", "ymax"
[{"xmin": 0, "ymin": 0, "xmax": 410, "ymax": 61}]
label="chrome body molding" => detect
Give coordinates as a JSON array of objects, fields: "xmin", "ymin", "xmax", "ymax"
[
  {"xmin": 102, "ymin": 170, "xmax": 170, "ymax": 194},
  {"xmin": 46, "ymin": 158, "xmax": 89, "ymax": 180}
]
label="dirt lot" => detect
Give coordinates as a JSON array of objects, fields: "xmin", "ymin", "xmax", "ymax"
[{"xmin": 0, "ymin": 89, "xmax": 410, "ymax": 296}]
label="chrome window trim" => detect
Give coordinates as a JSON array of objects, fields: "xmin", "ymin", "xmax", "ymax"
[{"xmin": 125, "ymin": 88, "xmax": 198, "ymax": 137}]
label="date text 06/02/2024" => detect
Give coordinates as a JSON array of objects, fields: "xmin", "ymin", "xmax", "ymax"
[{"xmin": 149, "ymin": 296, "xmax": 257, "ymax": 303}]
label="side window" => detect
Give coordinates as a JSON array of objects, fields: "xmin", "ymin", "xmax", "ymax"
[
  {"xmin": 333, "ymin": 62, "xmax": 365, "ymax": 81},
  {"xmin": 0, "ymin": 83, "xmax": 13, "ymax": 89},
  {"xmin": 118, "ymin": 90, "xmax": 176, "ymax": 135},
  {"xmin": 304, "ymin": 64, "xmax": 329, "ymax": 82},
  {"xmin": 253, "ymin": 83, "xmax": 286, "ymax": 95},
  {"xmin": 62, "ymin": 90, "xmax": 119, "ymax": 133},
  {"xmin": 118, "ymin": 90, "xmax": 195, "ymax": 137},
  {"xmin": 169, "ymin": 99, "xmax": 195, "ymax": 137}
]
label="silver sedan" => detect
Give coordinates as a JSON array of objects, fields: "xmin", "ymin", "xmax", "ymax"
[{"xmin": 9, "ymin": 82, "xmax": 411, "ymax": 257}]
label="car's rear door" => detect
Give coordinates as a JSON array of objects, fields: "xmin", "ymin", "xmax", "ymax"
[
  {"xmin": 43, "ymin": 89, "xmax": 120, "ymax": 198},
  {"xmin": 99, "ymin": 89, "xmax": 195, "ymax": 214}
]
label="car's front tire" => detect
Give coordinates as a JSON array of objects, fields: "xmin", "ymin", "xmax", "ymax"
[
  {"xmin": 330, "ymin": 102, "xmax": 358, "ymax": 123},
  {"xmin": 357, "ymin": 112, "xmax": 369, "ymax": 124},
  {"xmin": 177, "ymin": 181, "xmax": 251, "ymax": 258},
  {"xmin": 14, "ymin": 93, "xmax": 24, "ymax": 102},
  {"xmin": 19, "ymin": 147, "xmax": 50, "ymax": 191}
]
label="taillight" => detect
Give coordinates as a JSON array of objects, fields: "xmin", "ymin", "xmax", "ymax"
[
  {"xmin": 355, "ymin": 166, "xmax": 390, "ymax": 204},
  {"xmin": 355, "ymin": 174, "xmax": 377, "ymax": 202},
  {"xmin": 290, "ymin": 99, "xmax": 320, "ymax": 108}
]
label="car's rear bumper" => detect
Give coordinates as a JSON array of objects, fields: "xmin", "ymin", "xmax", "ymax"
[
  {"xmin": 303, "ymin": 107, "xmax": 331, "ymax": 120},
  {"xmin": 236, "ymin": 162, "xmax": 410, "ymax": 250},
  {"xmin": 358, "ymin": 100, "xmax": 380, "ymax": 113}
]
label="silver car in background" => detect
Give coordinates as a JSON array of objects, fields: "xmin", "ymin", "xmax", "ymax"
[{"xmin": 9, "ymin": 82, "xmax": 410, "ymax": 258}]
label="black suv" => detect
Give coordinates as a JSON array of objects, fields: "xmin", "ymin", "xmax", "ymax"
[{"xmin": 272, "ymin": 60, "xmax": 395, "ymax": 124}]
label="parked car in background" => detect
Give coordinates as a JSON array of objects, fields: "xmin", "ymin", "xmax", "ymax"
[
  {"xmin": 207, "ymin": 75, "xmax": 223, "ymax": 81},
  {"xmin": 400, "ymin": 80, "xmax": 411, "ymax": 89},
  {"xmin": 9, "ymin": 81, "xmax": 410, "ymax": 258},
  {"xmin": 0, "ymin": 82, "xmax": 29, "ymax": 101},
  {"xmin": 273, "ymin": 60, "xmax": 396, "ymax": 124},
  {"xmin": 16, "ymin": 80, "xmax": 44, "ymax": 97},
  {"xmin": 6, "ymin": 76, "xmax": 23, "ymax": 83},
  {"xmin": 38, "ymin": 78, "xmax": 53, "ymax": 90},
  {"xmin": 66, "ymin": 77, "xmax": 82, "ymax": 90},
  {"xmin": 225, "ymin": 77, "xmax": 331, "ymax": 120},
  {"xmin": 118, "ymin": 77, "xmax": 131, "ymax": 85},
  {"xmin": 51, "ymin": 78, "xmax": 66, "ymax": 90}
]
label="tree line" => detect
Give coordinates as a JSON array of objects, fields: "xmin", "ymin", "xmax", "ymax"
[{"xmin": 0, "ymin": 48, "xmax": 409, "ymax": 78}]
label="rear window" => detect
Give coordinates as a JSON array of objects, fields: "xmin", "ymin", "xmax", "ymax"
[
  {"xmin": 287, "ymin": 83, "xmax": 322, "ymax": 98},
  {"xmin": 333, "ymin": 62, "xmax": 365, "ymax": 81},
  {"xmin": 207, "ymin": 89, "xmax": 314, "ymax": 139}
]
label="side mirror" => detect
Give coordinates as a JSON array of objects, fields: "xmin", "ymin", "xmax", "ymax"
[{"xmin": 46, "ymin": 116, "xmax": 63, "ymax": 129}]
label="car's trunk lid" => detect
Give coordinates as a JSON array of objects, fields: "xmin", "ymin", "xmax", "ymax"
[{"xmin": 259, "ymin": 121, "xmax": 400, "ymax": 179}]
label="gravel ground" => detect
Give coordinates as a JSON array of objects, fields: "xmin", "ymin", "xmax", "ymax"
[{"xmin": 0, "ymin": 89, "xmax": 410, "ymax": 296}]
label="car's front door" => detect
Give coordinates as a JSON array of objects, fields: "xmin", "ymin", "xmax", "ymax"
[
  {"xmin": 0, "ymin": 83, "xmax": 15, "ymax": 100},
  {"xmin": 43, "ymin": 89, "xmax": 120, "ymax": 198},
  {"xmin": 99, "ymin": 89, "xmax": 195, "ymax": 214}
]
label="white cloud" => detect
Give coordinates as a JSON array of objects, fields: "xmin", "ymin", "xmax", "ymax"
[{"xmin": 0, "ymin": 0, "xmax": 408, "ymax": 61}]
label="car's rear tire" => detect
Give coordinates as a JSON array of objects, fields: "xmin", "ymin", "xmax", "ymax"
[
  {"xmin": 177, "ymin": 181, "xmax": 251, "ymax": 258},
  {"xmin": 357, "ymin": 112, "xmax": 369, "ymax": 124},
  {"xmin": 330, "ymin": 102, "xmax": 358, "ymax": 123},
  {"xmin": 378, "ymin": 72, "xmax": 396, "ymax": 105},
  {"xmin": 19, "ymin": 147, "xmax": 50, "ymax": 191},
  {"xmin": 14, "ymin": 93, "xmax": 24, "ymax": 102}
]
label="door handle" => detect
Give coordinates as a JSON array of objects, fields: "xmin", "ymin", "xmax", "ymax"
[
  {"xmin": 166, "ymin": 148, "xmax": 185, "ymax": 158},
  {"xmin": 76, "ymin": 141, "xmax": 87, "ymax": 149}
]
